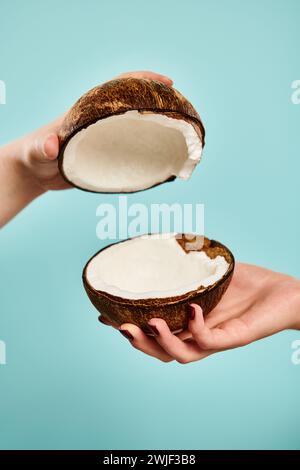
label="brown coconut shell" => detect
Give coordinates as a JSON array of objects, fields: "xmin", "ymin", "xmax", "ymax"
[
  {"xmin": 83, "ymin": 235, "xmax": 234, "ymax": 335},
  {"xmin": 58, "ymin": 78, "xmax": 205, "ymax": 192}
]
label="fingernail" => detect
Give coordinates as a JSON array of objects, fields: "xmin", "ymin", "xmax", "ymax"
[
  {"xmin": 119, "ymin": 329, "xmax": 134, "ymax": 341},
  {"xmin": 148, "ymin": 324, "xmax": 159, "ymax": 336},
  {"xmin": 188, "ymin": 305, "xmax": 196, "ymax": 321},
  {"xmin": 41, "ymin": 138, "xmax": 49, "ymax": 157},
  {"xmin": 164, "ymin": 77, "xmax": 173, "ymax": 85},
  {"xmin": 42, "ymin": 133, "xmax": 57, "ymax": 158}
]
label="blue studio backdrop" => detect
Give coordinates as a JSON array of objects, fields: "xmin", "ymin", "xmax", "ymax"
[{"xmin": 0, "ymin": 0, "xmax": 299, "ymax": 450}]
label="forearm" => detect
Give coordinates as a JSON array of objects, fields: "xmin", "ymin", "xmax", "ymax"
[{"xmin": 0, "ymin": 140, "xmax": 45, "ymax": 227}]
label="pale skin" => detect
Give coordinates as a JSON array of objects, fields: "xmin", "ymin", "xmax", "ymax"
[
  {"xmin": 1, "ymin": 71, "xmax": 300, "ymax": 363},
  {"xmin": 0, "ymin": 71, "xmax": 173, "ymax": 227},
  {"xmin": 105, "ymin": 263, "xmax": 300, "ymax": 363}
]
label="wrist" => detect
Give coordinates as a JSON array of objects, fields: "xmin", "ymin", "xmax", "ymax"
[
  {"xmin": 289, "ymin": 280, "xmax": 300, "ymax": 330},
  {"xmin": 10, "ymin": 139, "xmax": 46, "ymax": 197},
  {"xmin": 0, "ymin": 140, "xmax": 45, "ymax": 227}
]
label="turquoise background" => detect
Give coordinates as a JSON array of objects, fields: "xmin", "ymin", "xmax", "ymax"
[{"xmin": 0, "ymin": 0, "xmax": 299, "ymax": 450}]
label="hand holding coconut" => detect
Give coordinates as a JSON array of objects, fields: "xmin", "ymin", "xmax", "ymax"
[
  {"xmin": 99, "ymin": 263, "xmax": 300, "ymax": 363},
  {"xmin": 0, "ymin": 70, "xmax": 174, "ymax": 227}
]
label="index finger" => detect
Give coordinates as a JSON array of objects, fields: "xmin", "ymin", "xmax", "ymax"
[{"xmin": 115, "ymin": 70, "xmax": 173, "ymax": 86}]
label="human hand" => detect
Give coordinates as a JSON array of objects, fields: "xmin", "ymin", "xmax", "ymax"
[
  {"xmin": 0, "ymin": 71, "xmax": 173, "ymax": 226},
  {"xmin": 99, "ymin": 263, "xmax": 300, "ymax": 363},
  {"xmin": 18, "ymin": 71, "xmax": 174, "ymax": 192}
]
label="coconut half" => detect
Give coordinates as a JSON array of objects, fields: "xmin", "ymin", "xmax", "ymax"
[
  {"xmin": 58, "ymin": 78, "xmax": 205, "ymax": 192},
  {"xmin": 83, "ymin": 234, "xmax": 234, "ymax": 334}
]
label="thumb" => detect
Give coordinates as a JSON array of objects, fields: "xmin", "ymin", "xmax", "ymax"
[{"xmin": 188, "ymin": 304, "xmax": 251, "ymax": 350}]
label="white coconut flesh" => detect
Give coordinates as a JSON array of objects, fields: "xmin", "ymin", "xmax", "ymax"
[
  {"xmin": 63, "ymin": 110, "xmax": 203, "ymax": 192},
  {"xmin": 86, "ymin": 235, "xmax": 229, "ymax": 300}
]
